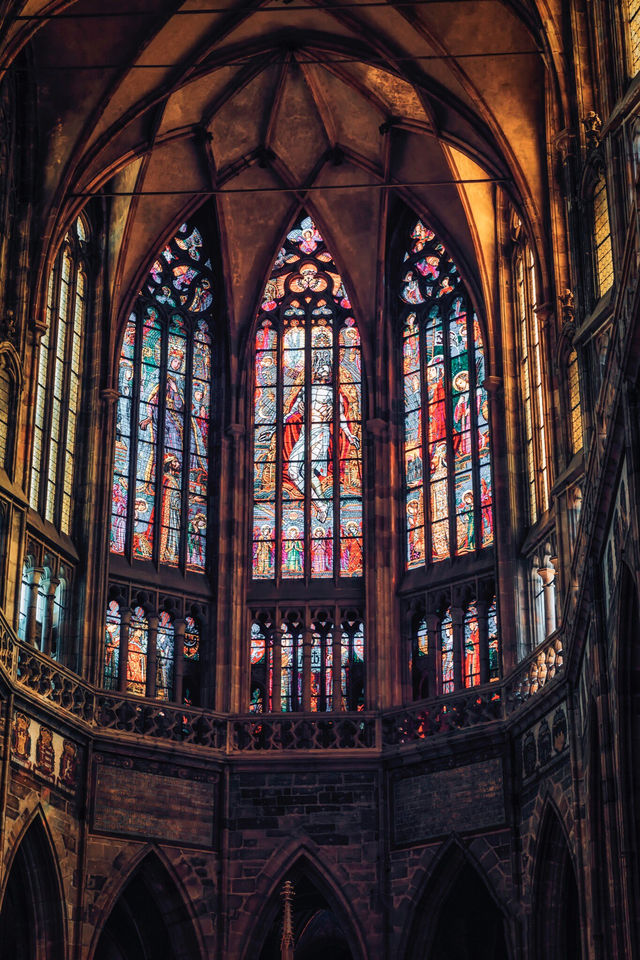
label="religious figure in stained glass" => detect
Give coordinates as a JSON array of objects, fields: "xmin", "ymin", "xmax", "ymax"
[
  {"xmin": 110, "ymin": 221, "xmax": 214, "ymax": 572},
  {"xmin": 400, "ymin": 220, "xmax": 493, "ymax": 568},
  {"xmin": 252, "ymin": 213, "xmax": 363, "ymax": 581}
]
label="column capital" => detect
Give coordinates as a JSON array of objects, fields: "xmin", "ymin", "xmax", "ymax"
[{"xmin": 100, "ymin": 387, "xmax": 119, "ymax": 405}]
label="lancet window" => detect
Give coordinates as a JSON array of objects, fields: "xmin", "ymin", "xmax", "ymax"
[
  {"xmin": 29, "ymin": 216, "xmax": 89, "ymax": 534},
  {"xmin": 409, "ymin": 593, "xmax": 500, "ymax": 700},
  {"xmin": 252, "ymin": 214, "xmax": 363, "ymax": 582},
  {"xmin": 568, "ymin": 349, "xmax": 583, "ymax": 454},
  {"xmin": 401, "ymin": 220, "xmax": 492, "ymax": 568},
  {"xmin": 110, "ymin": 221, "xmax": 213, "ymax": 572},
  {"xmin": 249, "ymin": 606, "xmax": 365, "ymax": 713},
  {"xmin": 514, "ymin": 243, "xmax": 549, "ymax": 525},
  {"xmin": 593, "ymin": 174, "xmax": 614, "ymax": 297}
]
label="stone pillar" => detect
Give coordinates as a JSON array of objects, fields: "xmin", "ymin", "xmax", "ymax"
[
  {"xmin": 537, "ymin": 560, "xmax": 557, "ymax": 638},
  {"xmin": 425, "ymin": 613, "xmax": 440, "ymax": 700},
  {"xmin": 26, "ymin": 566, "xmax": 44, "ymax": 648},
  {"xmin": 42, "ymin": 576, "xmax": 60, "ymax": 657},
  {"xmin": 173, "ymin": 617, "xmax": 186, "ymax": 704},
  {"xmin": 145, "ymin": 614, "xmax": 159, "ymax": 699},
  {"xmin": 332, "ymin": 622, "xmax": 342, "ymax": 711},
  {"xmin": 301, "ymin": 627, "xmax": 311, "ymax": 713},
  {"xmin": 476, "ymin": 599, "xmax": 490, "ymax": 685},
  {"xmin": 272, "ymin": 627, "xmax": 282, "ymax": 712},
  {"xmin": 451, "ymin": 607, "xmax": 465, "ymax": 691},
  {"xmin": 118, "ymin": 606, "xmax": 132, "ymax": 693}
]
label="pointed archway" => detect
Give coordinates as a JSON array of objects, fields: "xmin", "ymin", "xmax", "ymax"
[
  {"xmin": 532, "ymin": 804, "xmax": 582, "ymax": 960},
  {"xmin": 93, "ymin": 851, "xmax": 202, "ymax": 960},
  {"xmin": 405, "ymin": 841, "xmax": 508, "ymax": 960},
  {"xmin": 0, "ymin": 812, "xmax": 66, "ymax": 960}
]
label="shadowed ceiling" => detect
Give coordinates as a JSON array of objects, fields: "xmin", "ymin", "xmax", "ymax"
[{"xmin": 0, "ymin": 0, "xmax": 567, "ymax": 348}]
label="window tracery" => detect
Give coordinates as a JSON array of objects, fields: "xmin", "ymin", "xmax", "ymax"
[
  {"xmin": 252, "ymin": 214, "xmax": 363, "ymax": 582},
  {"xmin": 29, "ymin": 216, "xmax": 89, "ymax": 534},
  {"xmin": 400, "ymin": 220, "xmax": 492, "ymax": 569},
  {"xmin": 110, "ymin": 221, "xmax": 213, "ymax": 572}
]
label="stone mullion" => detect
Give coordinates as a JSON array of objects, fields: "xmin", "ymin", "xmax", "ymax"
[
  {"xmin": 425, "ymin": 612, "xmax": 440, "ymax": 700},
  {"xmin": 145, "ymin": 614, "xmax": 158, "ymax": 699},
  {"xmin": 476, "ymin": 598, "xmax": 490, "ymax": 686},
  {"xmin": 118, "ymin": 606, "xmax": 131, "ymax": 694},
  {"xmin": 26, "ymin": 565, "xmax": 43, "ymax": 648},
  {"xmin": 366, "ymin": 417, "xmax": 392, "ymax": 709},
  {"xmin": 173, "ymin": 617, "xmax": 186, "ymax": 704},
  {"xmin": 451, "ymin": 606, "xmax": 464, "ymax": 692}
]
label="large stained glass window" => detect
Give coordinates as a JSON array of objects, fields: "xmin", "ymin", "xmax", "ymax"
[
  {"xmin": 110, "ymin": 221, "xmax": 213, "ymax": 571},
  {"xmin": 252, "ymin": 214, "xmax": 363, "ymax": 582},
  {"xmin": 401, "ymin": 221, "xmax": 492, "ymax": 569},
  {"xmin": 30, "ymin": 217, "xmax": 88, "ymax": 534}
]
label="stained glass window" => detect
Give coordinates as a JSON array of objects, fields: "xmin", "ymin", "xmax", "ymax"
[
  {"xmin": 110, "ymin": 221, "xmax": 213, "ymax": 572},
  {"xmin": 593, "ymin": 175, "xmax": 614, "ymax": 296},
  {"xmin": 0, "ymin": 359, "xmax": 12, "ymax": 472},
  {"xmin": 249, "ymin": 606, "xmax": 364, "ymax": 713},
  {"xmin": 17, "ymin": 559, "xmax": 32, "ymax": 641},
  {"xmin": 401, "ymin": 221, "xmax": 492, "ymax": 569},
  {"xmin": 252, "ymin": 214, "xmax": 363, "ymax": 582},
  {"xmin": 184, "ymin": 615, "xmax": 200, "ymax": 661},
  {"xmin": 488, "ymin": 597, "xmax": 499, "ymax": 681},
  {"xmin": 630, "ymin": 0, "xmax": 640, "ymax": 75},
  {"xmin": 156, "ymin": 611, "xmax": 174, "ymax": 700},
  {"xmin": 568, "ymin": 350, "xmax": 583, "ymax": 455},
  {"xmin": 104, "ymin": 601, "xmax": 120, "ymax": 690},
  {"xmin": 30, "ymin": 218, "xmax": 88, "ymax": 534},
  {"xmin": 441, "ymin": 609, "xmax": 454, "ymax": 695},
  {"xmin": 463, "ymin": 603, "xmax": 480, "ymax": 688},
  {"xmin": 515, "ymin": 245, "xmax": 549, "ymax": 525},
  {"xmin": 127, "ymin": 606, "xmax": 148, "ymax": 696}
]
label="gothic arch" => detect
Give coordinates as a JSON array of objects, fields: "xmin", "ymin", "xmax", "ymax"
[
  {"xmin": 530, "ymin": 801, "xmax": 583, "ymax": 960},
  {"xmin": 0, "ymin": 806, "xmax": 67, "ymax": 960},
  {"xmin": 401, "ymin": 837, "xmax": 510, "ymax": 960},
  {"xmin": 239, "ymin": 843, "xmax": 368, "ymax": 960},
  {"xmin": 89, "ymin": 846, "xmax": 205, "ymax": 960}
]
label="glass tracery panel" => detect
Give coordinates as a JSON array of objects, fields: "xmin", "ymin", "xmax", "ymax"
[
  {"xmin": 126, "ymin": 605, "xmax": 148, "ymax": 696},
  {"xmin": 252, "ymin": 214, "xmax": 363, "ymax": 581},
  {"xmin": 104, "ymin": 600, "xmax": 120, "ymax": 690},
  {"xmin": 401, "ymin": 220, "xmax": 492, "ymax": 568},
  {"xmin": 156, "ymin": 611, "xmax": 175, "ymax": 700},
  {"xmin": 441, "ymin": 609, "xmax": 454, "ymax": 695},
  {"xmin": 463, "ymin": 603, "xmax": 480, "ymax": 688},
  {"xmin": 488, "ymin": 597, "xmax": 499, "ymax": 681},
  {"xmin": 631, "ymin": 0, "xmax": 640, "ymax": 75},
  {"xmin": 110, "ymin": 222, "xmax": 213, "ymax": 571}
]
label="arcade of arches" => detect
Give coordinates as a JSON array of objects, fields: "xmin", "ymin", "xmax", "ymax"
[{"xmin": 0, "ymin": 1, "xmax": 639, "ymax": 957}]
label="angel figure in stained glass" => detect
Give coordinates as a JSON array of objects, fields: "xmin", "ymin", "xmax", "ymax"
[
  {"xmin": 284, "ymin": 528, "xmax": 303, "ymax": 574},
  {"xmin": 287, "ymin": 216, "xmax": 322, "ymax": 254}
]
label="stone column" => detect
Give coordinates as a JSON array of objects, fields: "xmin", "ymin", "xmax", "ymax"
[
  {"xmin": 145, "ymin": 614, "xmax": 159, "ymax": 699},
  {"xmin": 42, "ymin": 576, "xmax": 60, "ymax": 657},
  {"xmin": 173, "ymin": 617, "xmax": 186, "ymax": 704},
  {"xmin": 332, "ymin": 622, "xmax": 342, "ymax": 711},
  {"xmin": 537, "ymin": 560, "xmax": 557, "ymax": 638},
  {"xmin": 118, "ymin": 606, "xmax": 132, "ymax": 693},
  {"xmin": 272, "ymin": 627, "xmax": 282, "ymax": 712},
  {"xmin": 301, "ymin": 626, "xmax": 311, "ymax": 713},
  {"xmin": 476, "ymin": 599, "xmax": 490, "ymax": 685},
  {"xmin": 26, "ymin": 566, "xmax": 44, "ymax": 648},
  {"xmin": 424, "ymin": 612, "xmax": 440, "ymax": 700},
  {"xmin": 451, "ymin": 606, "xmax": 465, "ymax": 691}
]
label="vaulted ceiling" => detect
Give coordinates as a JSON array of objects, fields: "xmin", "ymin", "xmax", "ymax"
[{"xmin": 0, "ymin": 0, "xmax": 570, "ymax": 348}]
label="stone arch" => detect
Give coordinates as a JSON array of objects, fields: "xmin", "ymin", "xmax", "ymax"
[
  {"xmin": 0, "ymin": 806, "xmax": 67, "ymax": 960},
  {"xmin": 240, "ymin": 843, "xmax": 368, "ymax": 960},
  {"xmin": 402, "ymin": 836, "xmax": 510, "ymax": 960},
  {"xmin": 531, "ymin": 801, "xmax": 582, "ymax": 960},
  {"xmin": 90, "ymin": 847, "xmax": 205, "ymax": 960}
]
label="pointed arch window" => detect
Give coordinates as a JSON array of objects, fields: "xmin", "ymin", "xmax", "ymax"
[
  {"xmin": 110, "ymin": 222, "xmax": 213, "ymax": 571},
  {"xmin": 401, "ymin": 220, "xmax": 492, "ymax": 568},
  {"xmin": 30, "ymin": 216, "xmax": 89, "ymax": 534},
  {"xmin": 252, "ymin": 214, "xmax": 363, "ymax": 582},
  {"xmin": 514, "ymin": 244, "xmax": 549, "ymax": 524}
]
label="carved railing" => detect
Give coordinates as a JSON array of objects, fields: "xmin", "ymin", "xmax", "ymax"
[
  {"xmin": 0, "ymin": 611, "xmax": 566, "ymax": 752},
  {"xmin": 504, "ymin": 631, "xmax": 564, "ymax": 713},
  {"xmin": 232, "ymin": 713, "xmax": 376, "ymax": 751},
  {"xmin": 382, "ymin": 686, "xmax": 503, "ymax": 747}
]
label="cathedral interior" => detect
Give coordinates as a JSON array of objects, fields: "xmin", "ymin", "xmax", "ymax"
[{"xmin": 0, "ymin": 0, "xmax": 638, "ymax": 957}]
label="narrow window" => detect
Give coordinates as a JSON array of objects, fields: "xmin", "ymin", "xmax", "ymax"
[
  {"xmin": 630, "ymin": 0, "xmax": 640, "ymax": 75},
  {"xmin": 30, "ymin": 218, "xmax": 88, "ymax": 534},
  {"xmin": 401, "ymin": 220, "xmax": 492, "ymax": 568},
  {"xmin": 104, "ymin": 601, "xmax": 121, "ymax": 690},
  {"xmin": 463, "ymin": 603, "xmax": 480, "ymax": 688},
  {"xmin": 568, "ymin": 349, "xmax": 583, "ymax": 454},
  {"xmin": 593, "ymin": 175, "xmax": 614, "ymax": 297}
]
